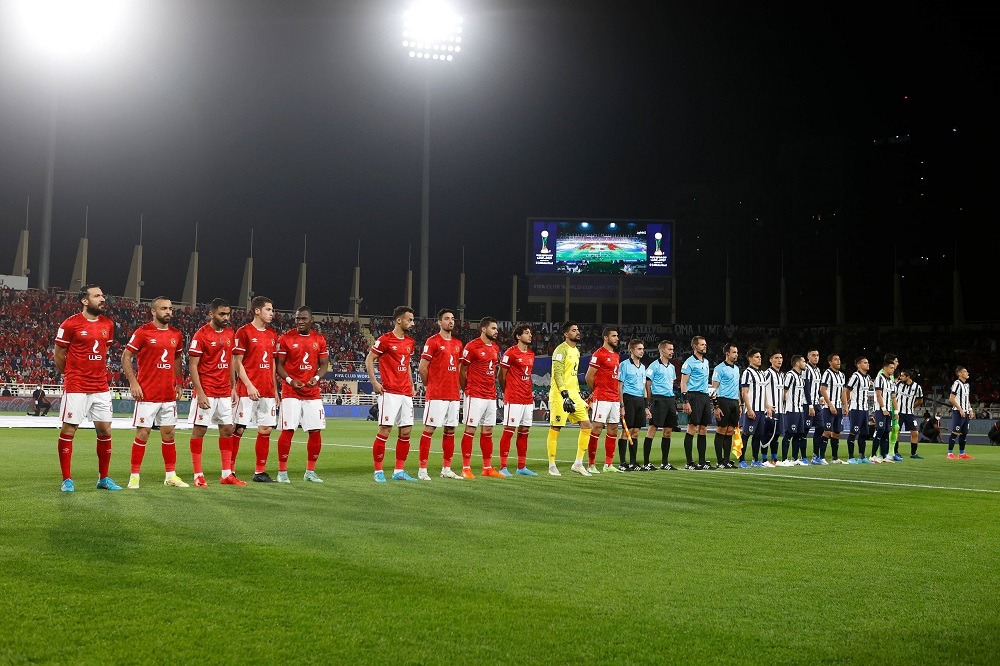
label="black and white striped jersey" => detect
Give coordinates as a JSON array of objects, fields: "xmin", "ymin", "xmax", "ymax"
[
  {"xmin": 765, "ymin": 367, "xmax": 786, "ymax": 413},
  {"xmin": 895, "ymin": 381, "xmax": 923, "ymax": 416},
  {"xmin": 950, "ymin": 379, "xmax": 971, "ymax": 412},
  {"xmin": 846, "ymin": 371, "xmax": 873, "ymax": 411},
  {"xmin": 804, "ymin": 363, "xmax": 822, "ymax": 406},
  {"xmin": 873, "ymin": 372, "xmax": 896, "ymax": 410},
  {"xmin": 740, "ymin": 366, "xmax": 768, "ymax": 412},
  {"xmin": 783, "ymin": 370, "xmax": 807, "ymax": 413},
  {"xmin": 820, "ymin": 368, "xmax": 846, "ymax": 409}
]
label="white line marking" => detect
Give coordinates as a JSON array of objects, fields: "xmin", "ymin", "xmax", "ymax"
[{"xmin": 728, "ymin": 471, "xmax": 1000, "ymax": 494}]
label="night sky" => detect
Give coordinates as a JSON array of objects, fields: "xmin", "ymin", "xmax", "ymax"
[{"xmin": 1, "ymin": 1, "xmax": 996, "ymax": 325}]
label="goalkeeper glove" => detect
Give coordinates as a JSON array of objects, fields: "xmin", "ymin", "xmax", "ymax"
[{"xmin": 560, "ymin": 390, "xmax": 575, "ymax": 413}]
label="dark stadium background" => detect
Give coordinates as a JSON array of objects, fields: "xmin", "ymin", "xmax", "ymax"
[{"xmin": 0, "ymin": 0, "xmax": 995, "ymax": 325}]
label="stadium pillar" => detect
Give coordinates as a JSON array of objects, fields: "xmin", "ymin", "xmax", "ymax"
[
  {"xmin": 238, "ymin": 229, "xmax": 254, "ymax": 310},
  {"xmin": 564, "ymin": 275, "xmax": 570, "ymax": 320},
  {"xmin": 351, "ymin": 265, "xmax": 361, "ymax": 323},
  {"xmin": 13, "ymin": 230, "xmax": 29, "ymax": 279},
  {"xmin": 511, "ymin": 274, "xmax": 517, "ymax": 323},
  {"xmin": 405, "ymin": 245, "xmax": 413, "ymax": 309},
  {"xmin": 182, "ymin": 224, "xmax": 199, "ymax": 307},
  {"xmin": 725, "ymin": 252, "xmax": 731, "ymax": 325},
  {"xmin": 124, "ymin": 244, "xmax": 142, "ymax": 302},
  {"xmin": 545, "ymin": 301, "xmax": 552, "ymax": 320},
  {"xmin": 70, "ymin": 238, "xmax": 88, "ymax": 292},
  {"xmin": 617, "ymin": 276, "xmax": 623, "ymax": 325},
  {"xmin": 295, "ymin": 235, "xmax": 307, "ymax": 308}
]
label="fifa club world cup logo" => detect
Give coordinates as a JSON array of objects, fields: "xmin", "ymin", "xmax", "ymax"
[
  {"xmin": 653, "ymin": 232, "xmax": 664, "ymax": 256},
  {"xmin": 539, "ymin": 229, "xmax": 551, "ymax": 254}
]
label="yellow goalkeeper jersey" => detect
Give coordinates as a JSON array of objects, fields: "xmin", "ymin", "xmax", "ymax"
[{"xmin": 550, "ymin": 341, "xmax": 581, "ymax": 395}]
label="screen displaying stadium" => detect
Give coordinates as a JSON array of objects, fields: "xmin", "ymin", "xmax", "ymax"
[{"xmin": 527, "ymin": 218, "xmax": 672, "ymax": 276}]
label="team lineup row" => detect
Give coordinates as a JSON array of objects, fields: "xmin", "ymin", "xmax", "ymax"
[{"xmin": 50, "ymin": 286, "xmax": 977, "ymax": 491}]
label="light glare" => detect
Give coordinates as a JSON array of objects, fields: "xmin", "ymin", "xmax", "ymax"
[{"xmin": 12, "ymin": 0, "xmax": 128, "ymax": 60}]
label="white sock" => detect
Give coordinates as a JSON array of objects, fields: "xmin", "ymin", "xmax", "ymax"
[{"xmin": 221, "ymin": 469, "xmax": 232, "ymax": 477}]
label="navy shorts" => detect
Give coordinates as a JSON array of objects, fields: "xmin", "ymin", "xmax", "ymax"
[
  {"xmin": 782, "ymin": 411, "xmax": 806, "ymax": 435},
  {"xmin": 951, "ymin": 409, "xmax": 970, "ymax": 434},
  {"xmin": 848, "ymin": 409, "xmax": 870, "ymax": 438},
  {"xmin": 821, "ymin": 407, "xmax": 843, "ymax": 434},
  {"xmin": 899, "ymin": 414, "xmax": 917, "ymax": 432},
  {"xmin": 741, "ymin": 410, "xmax": 766, "ymax": 437},
  {"xmin": 872, "ymin": 410, "xmax": 891, "ymax": 437}
]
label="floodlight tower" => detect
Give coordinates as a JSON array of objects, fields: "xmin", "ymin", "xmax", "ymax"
[
  {"xmin": 10, "ymin": 0, "xmax": 128, "ymax": 289},
  {"xmin": 403, "ymin": 1, "xmax": 463, "ymax": 317}
]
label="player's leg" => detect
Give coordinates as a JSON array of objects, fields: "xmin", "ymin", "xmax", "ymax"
[
  {"xmin": 498, "ymin": 404, "xmax": 517, "ymax": 474},
  {"xmin": 514, "ymin": 415, "xmax": 536, "ymax": 475},
  {"xmin": 252, "ymin": 408, "xmax": 277, "ymax": 482},
  {"xmin": 128, "ymin": 400, "xmax": 153, "ymax": 488},
  {"xmin": 958, "ymin": 416, "xmax": 973, "ymax": 458},
  {"xmin": 477, "ymin": 400, "xmax": 502, "ymax": 477},
  {"xmin": 582, "ymin": 401, "xmax": 605, "ymax": 473},
  {"xmin": 570, "ymin": 398, "xmax": 594, "ymax": 476},
  {"xmin": 459, "ymin": 397, "xmax": 479, "ymax": 477},
  {"xmin": 159, "ymin": 416, "xmax": 187, "ymax": 486},
  {"xmin": 603, "ymin": 422, "xmax": 622, "ymax": 472},
  {"xmin": 88, "ymin": 391, "xmax": 119, "ymax": 490},
  {"xmin": 440, "ymin": 419, "xmax": 461, "ymax": 478},
  {"xmin": 300, "ymin": 398, "xmax": 328, "ymax": 482}
]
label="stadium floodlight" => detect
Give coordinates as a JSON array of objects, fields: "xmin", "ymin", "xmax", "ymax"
[
  {"xmin": 10, "ymin": 0, "xmax": 129, "ymax": 61},
  {"xmin": 403, "ymin": 0, "xmax": 462, "ymax": 62}
]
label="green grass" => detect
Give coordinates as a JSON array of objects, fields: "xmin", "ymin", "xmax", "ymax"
[{"xmin": 1, "ymin": 423, "xmax": 998, "ymax": 664}]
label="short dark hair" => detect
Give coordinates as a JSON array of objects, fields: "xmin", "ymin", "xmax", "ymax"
[
  {"xmin": 150, "ymin": 295, "xmax": 170, "ymax": 306},
  {"xmin": 955, "ymin": 365, "xmax": 967, "ymax": 375},
  {"xmin": 296, "ymin": 305, "xmax": 312, "ymax": 316},
  {"xmin": 602, "ymin": 327, "xmax": 618, "ymax": 339},
  {"xmin": 746, "ymin": 347, "xmax": 761, "ymax": 359},
  {"xmin": 899, "ymin": 368, "xmax": 913, "ymax": 379},
  {"xmin": 78, "ymin": 283, "xmax": 101, "ymax": 303},
  {"xmin": 392, "ymin": 306, "xmax": 413, "ymax": 320},
  {"xmin": 250, "ymin": 295, "xmax": 272, "ymax": 313},
  {"xmin": 884, "ymin": 353, "xmax": 898, "ymax": 365},
  {"xmin": 770, "ymin": 349, "xmax": 782, "ymax": 359},
  {"xmin": 513, "ymin": 323, "xmax": 531, "ymax": 337},
  {"xmin": 480, "ymin": 316, "xmax": 497, "ymax": 329},
  {"xmin": 628, "ymin": 338, "xmax": 644, "ymax": 350},
  {"xmin": 658, "ymin": 340, "xmax": 674, "ymax": 350},
  {"xmin": 436, "ymin": 308, "xmax": 455, "ymax": 320},
  {"xmin": 691, "ymin": 335, "xmax": 705, "ymax": 348},
  {"xmin": 791, "ymin": 354, "xmax": 804, "ymax": 365},
  {"xmin": 855, "ymin": 356, "xmax": 867, "ymax": 366},
  {"xmin": 724, "ymin": 342, "xmax": 737, "ymax": 353},
  {"xmin": 210, "ymin": 298, "xmax": 230, "ymax": 311},
  {"xmin": 827, "ymin": 353, "xmax": 839, "ymax": 363},
  {"xmin": 562, "ymin": 321, "xmax": 578, "ymax": 333}
]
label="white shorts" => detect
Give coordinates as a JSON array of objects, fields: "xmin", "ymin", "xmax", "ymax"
[
  {"xmin": 132, "ymin": 401, "xmax": 177, "ymax": 428},
  {"xmin": 61, "ymin": 391, "xmax": 112, "ymax": 425},
  {"xmin": 503, "ymin": 402, "xmax": 533, "ymax": 428},
  {"xmin": 590, "ymin": 400, "xmax": 621, "ymax": 425},
  {"xmin": 423, "ymin": 399, "xmax": 459, "ymax": 427},
  {"xmin": 189, "ymin": 396, "xmax": 234, "ymax": 427},
  {"xmin": 280, "ymin": 398, "xmax": 326, "ymax": 431},
  {"xmin": 379, "ymin": 392, "xmax": 414, "ymax": 428},
  {"xmin": 235, "ymin": 396, "xmax": 278, "ymax": 428},
  {"xmin": 463, "ymin": 396, "xmax": 497, "ymax": 428}
]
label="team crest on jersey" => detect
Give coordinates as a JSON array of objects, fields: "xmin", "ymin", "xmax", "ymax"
[
  {"xmin": 554, "ymin": 414, "xmax": 562, "ymax": 423},
  {"xmin": 312, "ymin": 343, "xmax": 318, "ymax": 350},
  {"xmin": 429, "ymin": 416, "xmax": 435, "ymax": 423}
]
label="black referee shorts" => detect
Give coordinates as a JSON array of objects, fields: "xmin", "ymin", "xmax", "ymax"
[
  {"xmin": 716, "ymin": 397, "xmax": 740, "ymax": 428},
  {"xmin": 650, "ymin": 396, "xmax": 678, "ymax": 429},
  {"xmin": 687, "ymin": 391, "xmax": 713, "ymax": 427},
  {"xmin": 622, "ymin": 394, "xmax": 646, "ymax": 429}
]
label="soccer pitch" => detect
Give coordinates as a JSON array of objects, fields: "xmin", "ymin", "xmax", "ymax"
[
  {"xmin": 556, "ymin": 236, "xmax": 646, "ymax": 263},
  {"xmin": 1, "ymin": 422, "xmax": 997, "ymax": 664}
]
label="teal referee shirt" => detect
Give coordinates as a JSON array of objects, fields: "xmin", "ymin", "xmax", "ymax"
[{"xmin": 619, "ymin": 358, "xmax": 646, "ymax": 398}]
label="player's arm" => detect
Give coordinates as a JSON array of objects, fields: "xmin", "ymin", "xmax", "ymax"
[
  {"xmin": 949, "ymin": 389, "xmax": 962, "ymax": 416},
  {"xmin": 309, "ymin": 356, "xmax": 329, "ymax": 388},
  {"xmin": 234, "ymin": 353, "xmax": 260, "ymax": 400},
  {"xmin": 841, "ymin": 385, "xmax": 851, "ymax": 412},
  {"xmin": 644, "ymin": 377, "xmax": 652, "ymax": 402},
  {"xmin": 418, "ymin": 357, "xmax": 430, "ymax": 387},
  {"xmin": 741, "ymin": 385, "xmax": 755, "ymax": 419},
  {"xmin": 551, "ymin": 356, "xmax": 566, "ymax": 393},
  {"xmin": 459, "ymin": 361, "xmax": 468, "ymax": 392},
  {"xmin": 820, "ymin": 384, "xmax": 833, "ymax": 413},
  {"xmin": 54, "ymin": 345, "xmax": 67, "ymax": 374},
  {"xmin": 174, "ymin": 350, "xmax": 183, "ymax": 401},
  {"xmin": 679, "ymin": 371, "xmax": 691, "ymax": 414},
  {"xmin": 121, "ymin": 347, "xmax": 144, "ymax": 402},
  {"xmin": 189, "ymin": 355, "xmax": 210, "ymax": 409},
  {"xmin": 875, "ymin": 386, "xmax": 887, "ymax": 412},
  {"xmin": 497, "ymin": 364, "xmax": 508, "ymax": 393},
  {"xmin": 365, "ymin": 350, "xmax": 383, "ymax": 394},
  {"xmin": 584, "ymin": 365, "xmax": 597, "ymax": 390}
]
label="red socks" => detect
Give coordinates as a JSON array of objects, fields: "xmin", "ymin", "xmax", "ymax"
[
  {"xmin": 58, "ymin": 433, "xmax": 74, "ymax": 480},
  {"xmin": 604, "ymin": 434, "xmax": 616, "ymax": 465},
  {"xmin": 255, "ymin": 433, "xmax": 270, "ymax": 473},
  {"xmin": 418, "ymin": 430, "xmax": 433, "ymax": 469},
  {"xmin": 190, "ymin": 437, "xmax": 204, "ymax": 475},
  {"xmin": 587, "ymin": 431, "xmax": 599, "ymax": 466},
  {"xmin": 373, "ymin": 433, "xmax": 388, "ymax": 471},
  {"xmin": 442, "ymin": 431, "xmax": 455, "ymax": 468},
  {"xmin": 162, "ymin": 439, "xmax": 176, "ymax": 473},
  {"xmin": 230, "ymin": 431, "xmax": 242, "ymax": 473},
  {"xmin": 460, "ymin": 431, "xmax": 474, "ymax": 468},
  {"xmin": 516, "ymin": 430, "xmax": 529, "ymax": 469},
  {"xmin": 218, "ymin": 436, "xmax": 233, "ymax": 472},
  {"xmin": 480, "ymin": 432, "xmax": 494, "ymax": 468},
  {"xmin": 96, "ymin": 435, "xmax": 112, "ymax": 478},
  {"xmin": 394, "ymin": 435, "xmax": 410, "ymax": 472},
  {"xmin": 277, "ymin": 430, "xmax": 293, "ymax": 472},
  {"xmin": 131, "ymin": 437, "xmax": 146, "ymax": 474},
  {"xmin": 306, "ymin": 430, "xmax": 322, "ymax": 471},
  {"xmin": 499, "ymin": 427, "xmax": 516, "ymax": 468}
]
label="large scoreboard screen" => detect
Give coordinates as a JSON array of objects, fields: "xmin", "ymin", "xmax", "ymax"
[{"xmin": 526, "ymin": 218, "xmax": 672, "ymax": 276}]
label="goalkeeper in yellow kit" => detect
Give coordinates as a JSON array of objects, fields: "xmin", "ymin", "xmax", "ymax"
[{"xmin": 546, "ymin": 322, "xmax": 594, "ymax": 476}]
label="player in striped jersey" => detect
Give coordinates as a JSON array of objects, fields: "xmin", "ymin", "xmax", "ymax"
[
  {"xmin": 780, "ymin": 355, "xmax": 808, "ymax": 466},
  {"xmin": 760, "ymin": 351, "xmax": 784, "ymax": 467},
  {"xmin": 895, "ymin": 369, "xmax": 924, "ymax": 459},
  {"xmin": 738, "ymin": 348, "xmax": 772, "ymax": 468},
  {"xmin": 842, "ymin": 356, "xmax": 873, "ymax": 464},
  {"xmin": 804, "ymin": 349, "xmax": 825, "ymax": 464},
  {"xmin": 947, "ymin": 366, "xmax": 974, "ymax": 459},
  {"xmin": 871, "ymin": 358, "xmax": 898, "ymax": 463},
  {"xmin": 819, "ymin": 354, "xmax": 846, "ymax": 463}
]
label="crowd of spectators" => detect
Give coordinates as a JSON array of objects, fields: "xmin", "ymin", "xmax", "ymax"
[{"xmin": 3, "ymin": 289, "xmax": 999, "ymax": 416}]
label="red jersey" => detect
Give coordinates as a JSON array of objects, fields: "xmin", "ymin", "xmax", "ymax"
[
  {"xmin": 276, "ymin": 329, "xmax": 328, "ymax": 400},
  {"xmin": 234, "ymin": 322, "xmax": 279, "ymax": 398},
  {"xmin": 421, "ymin": 332, "xmax": 463, "ymax": 401},
  {"xmin": 55, "ymin": 313, "xmax": 114, "ymax": 393},
  {"xmin": 371, "ymin": 332, "xmax": 414, "ymax": 396},
  {"xmin": 500, "ymin": 345, "xmax": 535, "ymax": 405},
  {"xmin": 188, "ymin": 323, "xmax": 235, "ymax": 398},
  {"xmin": 461, "ymin": 337, "xmax": 500, "ymax": 400},
  {"xmin": 125, "ymin": 323, "xmax": 183, "ymax": 402},
  {"xmin": 589, "ymin": 347, "xmax": 621, "ymax": 402}
]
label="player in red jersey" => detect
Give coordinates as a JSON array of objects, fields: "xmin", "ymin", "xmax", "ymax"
[
  {"xmin": 188, "ymin": 298, "xmax": 239, "ymax": 486},
  {"xmin": 275, "ymin": 306, "xmax": 329, "ymax": 483},
  {"xmin": 53, "ymin": 284, "xmax": 120, "ymax": 492},
  {"xmin": 584, "ymin": 327, "xmax": 624, "ymax": 473},
  {"xmin": 233, "ymin": 296, "xmax": 281, "ymax": 483},
  {"xmin": 417, "ymin": 308, "xmax": 464, "ymax": 480},
  {"xmin": 459, "ymin": 316, "xmax": 504, "ymax": 479},
  {"xmin": 365, "ymin": 306, "xmax": 417, "ymax": 483},
  {"xmin": 497, "ymin": 323, "xmax": 538, "ymax": 477},
  {"xmin": 121, "ymin": 297, "xmax": 186, "ymax": 489}
]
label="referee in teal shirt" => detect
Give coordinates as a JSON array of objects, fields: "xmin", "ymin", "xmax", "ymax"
[{"xmin": 618, "ymin": 339, "xmax": 649, "ymax": 470}]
